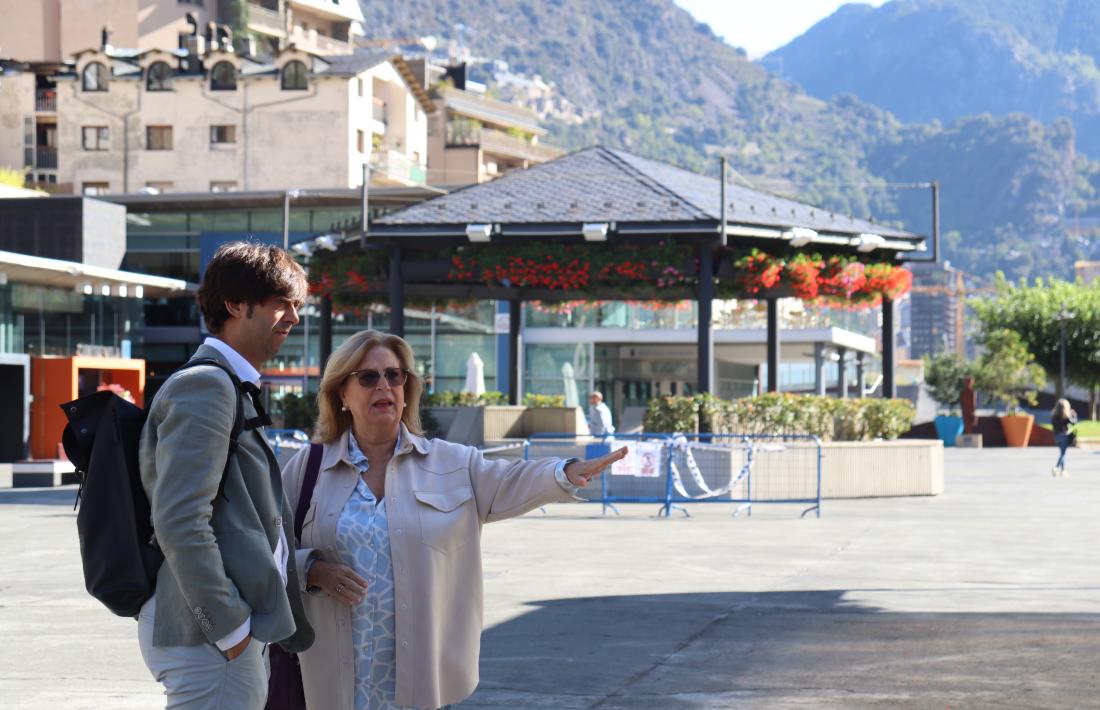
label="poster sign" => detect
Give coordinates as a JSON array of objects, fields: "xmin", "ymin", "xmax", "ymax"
[
  {"xmin": 494, "ymin": 312, "xmax": 510, "ymax": 334},
  {"xmin": 611, "ymin": 441, "xmax": 662, "ymax": 478}
]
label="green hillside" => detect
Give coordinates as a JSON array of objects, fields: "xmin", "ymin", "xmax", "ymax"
[
  {"xmin": 767, "ymin": 0, "xmax": 1100, "ymax": 156},
  {"xmin": 359, "ymin": 0, "xmax": 1100, "ymax": 280}
]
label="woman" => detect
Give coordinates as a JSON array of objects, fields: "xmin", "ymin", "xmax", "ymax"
[
  {"xmin": 1051, "ymin": 398, "xmax": 1077, "ymax": 477},
  {"xmin": 282, "ymin": 330, "xmax": 626, "ymax": 709}
]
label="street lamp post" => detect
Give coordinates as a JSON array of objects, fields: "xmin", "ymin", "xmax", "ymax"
[{"xmin": 291, "ymin": 234, "xmax": 339, "ymax": 395}]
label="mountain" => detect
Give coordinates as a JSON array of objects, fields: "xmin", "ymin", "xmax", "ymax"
[
  {"xmin": 359, "ymin": 0, "xmax": 1100, "ymax": 280},
  {"xmin": 766, "ymin": 0, "xmax": 1100, "ymax": 156}
]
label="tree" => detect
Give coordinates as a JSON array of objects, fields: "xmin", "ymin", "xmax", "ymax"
[
  {"xmin": 972, "ymin": 328, "xmax": 1046, "ymax": 412},
  {"xmin": 0, "ymin": 166, "xmax": 26, "ymax": 188},
  {"xmin": 970, "ymin": 275, "xmax": 1100, "ymax": 417},
  {"xmin": 922, "ymin": 351, "xmax": 972, "ymax": 412}
]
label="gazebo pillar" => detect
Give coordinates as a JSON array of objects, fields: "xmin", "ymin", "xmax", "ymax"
[
  {"xmin": 319, "ymin": 294, "xmax": 333, "ymax": 371},
  {"xmin": 882, "ymin": 295, "xmax": 896, "ymax": 398},
  {"xmin": 766, "ymin": 296, "xmax": 780, "ymax": 392},
  {"xmin": 697, "ymin": 244, "xmax": 714, "ymax": 394},
  {"xmin": 388, "ymin": 247, "xmax": 404, "ymax": 337},
  {"xmin": 837, "ymin": 346, "xmax": 849, "ymax": 399},
  {"xmin": 856, "ymin": 352, "xmax": 866, "ymax": 397},
  {"xmin": 508, "ymin": 299, "xmax": 521, "ymax": 405},
  {"xmin": 813, "ymin": 343, "xmax": 827, "ymax": 396}
]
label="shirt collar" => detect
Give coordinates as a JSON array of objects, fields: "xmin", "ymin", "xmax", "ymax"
[{"xmin": 203, "ymin": 336, "xmax": 261, "ymax": 385}]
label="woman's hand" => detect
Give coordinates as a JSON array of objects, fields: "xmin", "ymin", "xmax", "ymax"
[
  {"xmin": 564, "ymin": 446, "xmax": 629, "ymax": 487},
  {"xmin": 307, "ymin": 559, "xmax": 368, "ymax": 605}
]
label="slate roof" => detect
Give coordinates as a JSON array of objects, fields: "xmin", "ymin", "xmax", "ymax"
[{"xmin": 375, "ymin": 146, "xmax": 923, "ymax": 249}]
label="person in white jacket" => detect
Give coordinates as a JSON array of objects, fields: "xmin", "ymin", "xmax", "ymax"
[
  {"xmin": 588, "ymin": 390, "xmax": 615, "ymax": 436},
  {"xmin": 283, "ymin": 330, "xmax": 627, "ymax": 709}
]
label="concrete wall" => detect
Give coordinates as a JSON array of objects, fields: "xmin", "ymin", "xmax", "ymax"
[
  {"xmin": 0, "ymin": 0, "xmax": 59, "ymax": 62},
  {"xmin": 80, "ymin": 197, "xmax": 127, "ymax": 268},
  {"xmin": 0, "ymin": 196, "xmax": 124, "ymax": 267}
]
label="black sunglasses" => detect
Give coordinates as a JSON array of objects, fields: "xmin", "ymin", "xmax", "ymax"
[{"xmin": 349, "ymin": 367, "xmax": 409, "ymax": 388}]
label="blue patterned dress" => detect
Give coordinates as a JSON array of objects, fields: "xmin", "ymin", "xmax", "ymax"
[{"xmin": 334, "ymin": 434, "xmax": 410, "ymax": 710}]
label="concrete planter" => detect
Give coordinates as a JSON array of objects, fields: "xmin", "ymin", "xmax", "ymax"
[
  {"xmin": 524, "ymin": 406, "xmax": 590, "ymax": 437},
  {"xmin": 819, "ymin": 439, "xmax": 944, "ymax": 497}
]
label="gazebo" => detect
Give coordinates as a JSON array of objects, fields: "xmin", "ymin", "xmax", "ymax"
[{"xmin": 311, "ymin": 146, "xmax": 926, "ymax": 402}]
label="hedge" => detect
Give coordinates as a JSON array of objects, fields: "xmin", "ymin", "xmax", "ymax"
[{"xmin": 644, "ymin": 392, "xmax": 915, "ymax": 441}]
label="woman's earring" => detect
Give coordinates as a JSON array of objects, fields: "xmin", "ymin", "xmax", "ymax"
[
  {"xmin": 402, "ymin": 402, "xmax": 407, "ymax": 408},
  {"xmin": 341, "ymin": 403, "xmax": 349, "ymax": 412}
]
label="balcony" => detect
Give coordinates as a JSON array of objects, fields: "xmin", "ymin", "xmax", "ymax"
[
  {"xmin": 34, "ymin": 146, "xmax": 57, "ymax": 169},
  {"xmin": 35, "ymin": 89, "xmax": 56, "ymax": 113},
  {"xmin": 371, "ymin": 97, "xmax": 387, "ymax": 124},
  {"xmin": 445, "ymin": 121, "xmax": 562, "ymax": 163},
  {"xmin": 370, "ymin": 149, "xmax": 426, "ymax": 186},
  {"xmin": 310, "ymin": 32, "xmax": 352, "ymax": 55},
  {"xmin": 247, "ymin": 3, "xmax": 283, "ymax": 35}
]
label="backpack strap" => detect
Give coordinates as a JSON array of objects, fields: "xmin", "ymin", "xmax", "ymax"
[
  {"xmin": 176, "ymin": 357, "xmax": 247, "ymax": 500},
  {"xmin": 294, "ymin": 443, "xmax": 323, "ymax": 544}
]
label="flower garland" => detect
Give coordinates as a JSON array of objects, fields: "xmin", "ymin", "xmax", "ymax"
[{"xmin": 733, "ymin": 249, "xmax": 784, "ymax": 294}]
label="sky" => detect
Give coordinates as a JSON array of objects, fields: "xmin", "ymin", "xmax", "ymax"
[{"xmin": 675, "ymin": 0, "xmax": 890, "ymax": 59}]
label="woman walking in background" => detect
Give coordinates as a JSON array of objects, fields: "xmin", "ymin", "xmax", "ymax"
[{"xmin": 1051, "ymin": 398, "xmax": 1077, "ymax": 477}]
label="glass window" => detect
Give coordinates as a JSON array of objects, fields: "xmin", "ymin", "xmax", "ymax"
[
  {"xmin": 81, "ymin": 126, "xmax": 109, "ymax": 151},
  {"xmin": 146, "ymin": 125, "xmax": 173, "ymax": 150},
  {"xmin": 146, "ymin": 61, "xmax": 173, "ymax": 91},
  {"xmin": 281, "ymin": 60, "xmax": 308, "ymax": 90},
  {"xmin": 210, "ymin": 61, "xmax": 236, "ymax": 91},
  {"xmin": 209, "ymin": 181, "xmax": 238, "ymax": 192},
  {"xmin": 82, "ymin": 182, "xmax": 110, "ymax": 195},
  {"xmin": 210, "ymin": 124, "xmax": 236, "ymax": 145},
  {"xmin": 82, "ymin": 62, "xmax": 108, "ymax": 91},
  {"xmin": 145, "ymin": 181, "xmax": 173, "ymax": 193}
]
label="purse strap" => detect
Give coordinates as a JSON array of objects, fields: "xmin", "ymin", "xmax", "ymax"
[{"xmin": 293, "ymin": 443, "xmax": 323, "ymax": 544}]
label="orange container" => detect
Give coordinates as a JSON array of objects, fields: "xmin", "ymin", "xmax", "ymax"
[
  {"xmin": 1000, "ymin": 414, "xmax": 1034, "ymax": 448},
  {"xmin": 30, "ymin": 356, "xmax": 145, "ymax": 460}
]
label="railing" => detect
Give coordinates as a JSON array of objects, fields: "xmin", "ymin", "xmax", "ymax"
[
  {"xmin": 444, "ymin": 120, "xmax": 562, "ymax": 162},
  {"xmin": 372, "ymin": 97, "xmax": 387, "ymax": 125},
  {"xmin": 370, "ymin": 149, "xmax": 426, "ymax": 185},
  {"xmin": 309, "ymin": 32, "xmax": 351, "ymax": 55},
  {"xmin": 247, "ymin": 3, "xmax": 283, "ymax": 33},
  {"xmin": 479, "ymin": 127, "xmax": 563, "ymax": 162},
  {"xmin": 35, "ymin": 89, "xmax": 56, "ymax": 112},
  {"xmin": 35, "ymin": 147, "xmax": 57, "ymax": 169}
]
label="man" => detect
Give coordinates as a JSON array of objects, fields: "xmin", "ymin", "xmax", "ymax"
[
  {"xmin": 137, "ymin": 242, "xmax": 313, "ymax": 708},
  {"xmin": 588, "ymin": 390, "xmax": 615, "ymax": 436}
]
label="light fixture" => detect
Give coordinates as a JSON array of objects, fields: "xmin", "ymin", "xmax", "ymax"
[
  {"xmin": 582, "ymin": 222, "xmax": 609, "ymax": 242},
  {"xmin": 0, "ymin": 271, "xmax": 7, "ymax": 286},
  {"xmin": 465, "ymin": 223, "xmax": 492, "ymax": 243},
  {"xmin": 782, "ymin": 227, "xmax": 817, "ymax": 247},
  {"xmin": 855, "ymin": 233, "xmax": 886, "ymax": 252},
  {"xmin": 81, "ymin": 283, "xmax": 93, "ymax": 296},
  {"xmin": 118, "ymin": 284, "xmax": 128, "ymax": 298},
  {"xmin": 290, "ymin": 242, "xmax": 313, "ymax": 257},
  {"xmin": 134, "ymin": 285, "xmax": 144, "ymax": 299},
  {"xmin": 101, "ymin": 284, "xmax": 111, "ymax": 296}
]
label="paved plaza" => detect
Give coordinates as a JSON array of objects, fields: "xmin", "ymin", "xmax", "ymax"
[{"xmin": 1, "ymin": 447, "xmax": 1098, "ymax": 709}]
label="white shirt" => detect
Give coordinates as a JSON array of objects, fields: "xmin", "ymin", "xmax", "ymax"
[
  {"xmin": 588, "ymin": 401, "xmax": 615, "ymax": 436},
  {"xmin": 203, "ymin": 337, "xmax": 289, "ymax": 651}
]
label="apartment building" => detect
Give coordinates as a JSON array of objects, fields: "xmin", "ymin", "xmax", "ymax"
[
  {"xmin": 0, "ymin": 43, "xmax": 433, "ymax": 194},
  {"xmin": 0, "ymin": 0, "xmax": 361, "ymax": 61},
  {"xmin": 246, "ymin": 0, "xmax": 364, "ymax": 56},
  {"xmin": 424, "ymin": 65, "xmax": 564, "ymax": 185}
]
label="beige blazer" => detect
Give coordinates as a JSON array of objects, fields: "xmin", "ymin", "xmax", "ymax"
[{"xmin": 282, "ymin": 425, "xmax": 577, "ymax": 709}]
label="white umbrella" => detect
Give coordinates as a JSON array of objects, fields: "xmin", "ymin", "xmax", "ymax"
[
  {"xmin": 463, "ymin": 352, "xmax": 486, "ymax": 396},
  {"xmin": 562, "ymin": 362, "xmax": 579, "ymax": 408}
]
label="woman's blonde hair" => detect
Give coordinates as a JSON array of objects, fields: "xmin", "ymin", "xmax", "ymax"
[
  {"xmin": 314, "ymin": 330, "xmax": 423, "ymax": 442},
  {"xmin": 1051, "ymin": 398, "xmax": 1073, "ymax": 421}
]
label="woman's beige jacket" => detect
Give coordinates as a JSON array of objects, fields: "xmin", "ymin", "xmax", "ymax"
[{"xmin": 281, "ymin": 425, "xmax": 578, "ymax": 709}]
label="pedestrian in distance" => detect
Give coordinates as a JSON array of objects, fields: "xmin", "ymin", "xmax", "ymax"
[
  {"xmin": 1051, "ymin": 397, "xmax": 1077, "ymax": 477},
  {"xmin": 281, "ymin": 330, "xmax": 627, "ymax": 709},
  {"xmin": 588, "ymin": 390, "xmax": 615, "ymax": 436},
  {"xmin": 137, "ymin": 242, "xmax": 314, "ymax": 709}
]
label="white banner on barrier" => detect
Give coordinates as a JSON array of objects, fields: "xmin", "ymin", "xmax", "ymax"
[{"xmin": 611, "ymin": 441, "xmax": 662, "ymax": 477}]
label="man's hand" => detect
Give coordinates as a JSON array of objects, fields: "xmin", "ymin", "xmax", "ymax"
[
  {"xmin": 225, "ymin": 634, "xmax": 251, "ymax": 661},
  {"xmin": 564, "ymin": 446, "xmax": 629, "ymax": 487},
  {"xmin": 308, "ymin": 559, "xmax": 368, "ymax": 605}
]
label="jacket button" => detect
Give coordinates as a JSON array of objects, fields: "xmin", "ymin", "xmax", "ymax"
[
  {"xmin": 69, "ymin": 406, "xmax": 77, "ymax": 414},
  {"xmin": 402, "ymin": 641, "xmax": 408, "ymax": 648}
]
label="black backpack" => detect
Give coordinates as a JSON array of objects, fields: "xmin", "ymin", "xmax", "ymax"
[{"xmin": 60, "ymin": 357, "xmax": 257, "ymax": 618}]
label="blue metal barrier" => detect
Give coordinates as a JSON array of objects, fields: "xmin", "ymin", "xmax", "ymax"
[{"xmin": 521, "ymin": 432, "xmax": 822, "ymax": 519}]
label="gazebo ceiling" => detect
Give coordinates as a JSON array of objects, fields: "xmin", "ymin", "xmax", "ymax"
[{"xmin": 370, "ymin": 146, "xmax": 926, "ymax": 253}]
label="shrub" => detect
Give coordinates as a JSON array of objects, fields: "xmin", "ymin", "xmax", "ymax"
[
  {"xmin": 280, "ymin": 392, "xmax": 318, "ymax": 432},
  {"xmin": 923, "ymin": 352, "xmax": 972, "ymax": 412},
  {"xmin": 423, "ymin": 390, "xmax": 507, "ymax": 407},
  {"xmin": 522, "ymin": 393, "xmax": 566, "ymax": 407},
  {"xmin": 644, "ymin": 393, "xmax": 915, "ymax": 441}
]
